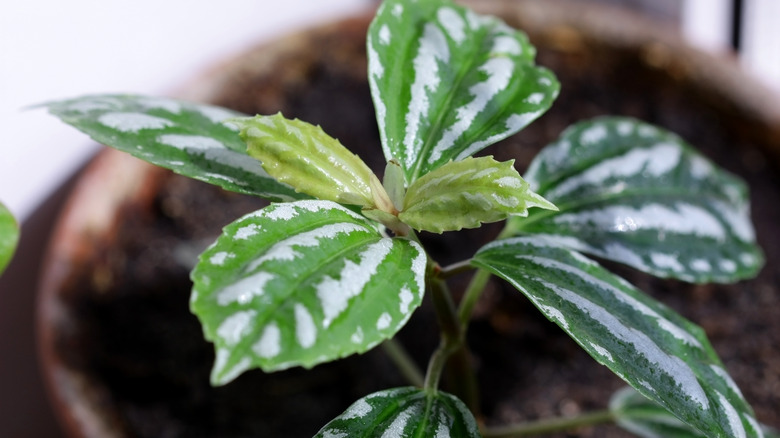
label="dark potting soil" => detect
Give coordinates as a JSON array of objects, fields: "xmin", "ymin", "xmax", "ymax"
[{"xmin": 54, "ymin": 15, "xmax": 779, "ymax": 438}]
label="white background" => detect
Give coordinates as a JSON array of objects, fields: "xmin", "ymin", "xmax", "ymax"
[{"xmin": 1, "ymin": 0, "xmax": 779, "ymax": 221}]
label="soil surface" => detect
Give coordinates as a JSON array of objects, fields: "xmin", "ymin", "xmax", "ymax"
[{"xmin": 51, "ymin": 14, "xmax": 779, "ymax": 438}]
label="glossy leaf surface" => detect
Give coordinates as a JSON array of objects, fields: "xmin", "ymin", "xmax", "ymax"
[
  {"xmin": 368, "ymin": 0, "xmax": 559, "ymax": 183},
  {"xmin": 472, "ymin": 236, "xmax": 762, "ymax": 437},
  {"xmin": 610, "ymin": 387, "xmax": 777, "ymax": 438},
  {"xmin": 232, "ymin": 114, "xmax": 380, "ymax": 207},
  {"xmin": 315, "ymin": 387, "xmax": 481, "ymax": 438},
  {"xmin": 191, "ymin": 200, "xmax": 426, "ymax": 384},
  {"xmin": 0, "ymin": 202, "xmax": 18, "ymax": 275},
  {"xmin": 399, "ymin": 156, "xmax": 556, "ymax": 233},
  {"xmin": 44, "ymin": 94, "xmax": 301, "ymax": 202},
  {"xmin": 515, "ymin": 117, "xmax": 763, "ymax": 283}
]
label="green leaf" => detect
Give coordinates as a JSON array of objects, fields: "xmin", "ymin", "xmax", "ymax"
[
  {"xmin": 514, "ymin": 117, "xmax": 763, "ymax": 283},
  {"xmin": 610, "ymin": 387, "xmax": 778, "ymax": 438},
  {"xmin": 43, "ymin": 94, "xmax": 301, "ymax": 202},
  {"xmin": 0, "ymin": 202, "xmax": 19, "ymax": 275},
  {"xmin": 314, "ymin": 387, "xmax": 481, "ymax": 438},
  {"xmin": 191, "ymin": 200, "xmax": 426, "ymax": 384},
  {"xmin": 472, "ymin": 236, "xmax": 762, "ymax": 438},
  {"xmin": 383, "ymin": 159, "xmax": 406, "ymax": 212},
  {"xmin": 399, "ymin": 156, "xmax": 556, "ymax": 233},
  {"xmin": 368, "ymin": 0, "xmax": 559, "ymax": 183},
  {"xmin": 610, "ymin": 387, "xmax": 709, "ymax": 438},
  {"xmin": 232, "ymin": 114, "xmax": 384, "ymax": 208}
]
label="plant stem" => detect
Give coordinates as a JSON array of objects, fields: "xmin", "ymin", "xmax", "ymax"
[
  {"xmin": 424, "ymin": 278, "xmax": 462, "ymax": 393},
  {"xmin": 457, "ymin": 268, "xmax": 493, "ymax": 329},
  {"xmin": 423, "ymin": 340, "xmax": 458, "ymax": 393},
  {"xmin": 423, "ymin": 223, "xmax": 520, "ymax": 406},
  {"xmin": 445, "ymin": 342, "xmax": 481, "ymax": 414},
  {"xmin": 482, "ymin": 410, "xmax": 615, "ymax": 437},
  {"xmin": 423, "ymin": 269, "xmax": 482, "ymax": 414},
  {"xmin": 438, "ymin": 259, "xmax": 475, "ymax": 279},
  {"xmin": 457, "ymin": 223, "xmax": 516, "ymax": 328},
  {"xmin": 381, "ymin": 338, "xmax": 425, "ymax": 387}
]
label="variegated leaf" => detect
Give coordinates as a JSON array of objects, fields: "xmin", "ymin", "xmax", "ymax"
[
  {"xmin": 399, "ymin": 156, "xmax": 556, "ymax": 233},
  {"xmin": 368, "ymin": 0, "xmax": 559, "ymax": 183},
  {"xmin": 0, "ymin": 202, "xmax": 19, "ymax": 275},
  {"xmin": 43, "ymin": 94, "xmax": 301, "ymax": 202},
  {"xmin": 472, "ymin": 236, "xmax": 762, "ymax": 438},
  {"xmin": 190, "ymin": 200, "xmax": 426, "ymax": 384},
  {"xmin": 232, "ymin": 114, "xmax": 385, "ymax": 208},
  {"xmin": 610, "ymin": 387, "xmax": 778, "ymax": 438},
  {"xmin": 314, "ymin": 387, "xmax": 481, "ymax": 438},
  {"xmin": 514, "ymin": 117, "xmax": 763, "ymax": 283}
]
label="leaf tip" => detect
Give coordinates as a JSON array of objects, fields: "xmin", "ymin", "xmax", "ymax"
[{"xmin": 526, "ymin": 191, "xmax": 558, "ymax": 212}]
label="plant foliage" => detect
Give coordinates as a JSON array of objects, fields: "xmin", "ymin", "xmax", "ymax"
[
  {"xmin": 473, "ymin": 236, "xmax": 761, "ymax": 437},
  {"xmin": 610, "ymin": 387, "xmax": 779, "ymax": 438},
  {"xmin": 515, "ymin": 117, "xmax": 763, "ymax": 283},
  {"xmin": 43, "ymin": 0, "xmax": 767, "ymax": 436},
  {"xmin": 315, "ymin": 387, "xmax": 480, "ymax": 437},
  {"xmin": 43, "ymin": 95, "xmax": 301, "ymax": 202},
  {"xmin": 367, "ymin": 0, "xmax": 559, "ymax": 183},
  {"xmin": 191, "ymin": 200, "xmax": 425, "ymax": 384}
]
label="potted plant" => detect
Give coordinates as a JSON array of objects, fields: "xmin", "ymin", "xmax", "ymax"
[{"xmin": 37, "ymin": 0, "xmax": 780, "ymax": 436}]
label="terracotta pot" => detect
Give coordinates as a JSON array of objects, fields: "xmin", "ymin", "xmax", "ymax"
[{"xmin": 37, "ymin": 1, "xmax": 780, "ymax": 437}]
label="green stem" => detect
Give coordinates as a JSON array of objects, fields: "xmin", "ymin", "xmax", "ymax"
[
  {"xmin": 423, "ymin": 267, "xmax": 482, "ymax": 415},
  {"xmin": 445, "ymin": 343, "xmax": 481, "ymax": 414},
  {"xmin": 423, "ymin": 341, "xmax": 458, "ymax": 393},
  {"xmin": 438, "ymin": 259, "xmax": 475, "ymax": 279},
  {"xmin": 424, "ymin": 278, "xmax": 461, "ymax": 393},
  {"xmin": 457, "ymin": 268, "xmax": 493, "ymax": 329},
  {"xmin": 482, "ymin": 410, "xmax": 615, "ymax": 437},
  {"xmin": 382, "ymin": 338, "xmax": 425, "ymax": 388},
  {"xmin": 457, "ymin": 223, "xmax": 515, "ymax": 328},
  {"xmin": 404, "ymin": 228, "xmax": 424, "ymax": 248},
  {"xmin": 421, "ymin": 222, "xmax": 520, "ymax": 407}
]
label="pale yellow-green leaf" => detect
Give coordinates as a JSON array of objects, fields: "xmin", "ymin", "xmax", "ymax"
[
  {"xmin": 383, "ymin": 159, "xmax": 406, "ymax": 212},
  {"xmin": 399, "ymin": 156, "xmax": 556, "ymax": 233},
  {"xmin": 232, "ymin": 114, "xmax": 378, "ymax": 207}
]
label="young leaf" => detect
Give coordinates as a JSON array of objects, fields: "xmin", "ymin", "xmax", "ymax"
[
  {"xmin": 43, "ymin": 94, "xmax": 301, "ymax": 202},
  {"xmin": 191, "ymin": 200, "xmax": 426, "ymax": 384},
  {"xmin": 231, "ymin": 114, "xmax": 382, "ymax": 208},
  {"xmin": 399, "ymin": 156, "xmax": 556, "ymax": 233},
  {"xmin": 383, "ymin": 159, "xmax": 406, "ymax": 212},
  {"xmin": 0, "ymin": 202, "xmax": 19, "ymax": 275},
  {"xmin": 472, "ymin": 236, "xmax": 763, "ymax": 438},
  {"xmin": 368, "ymin": 0, "xmax": 559, "ymax": 183},
  {"xmin": 314, "ymin": 387, "xmax": 481, "ymax": 438},
  {"xmin": 514, "ymin": 117, "xmax": 763, "ymax": 283},
  {"xmin": 610, "ymin": 387, "xmax": 777, "ymax": 438}
]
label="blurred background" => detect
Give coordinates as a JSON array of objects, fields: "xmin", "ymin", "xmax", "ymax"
[{"xmin": 0, "ymin": 0, "xmax": 778, "ymax": 436}]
